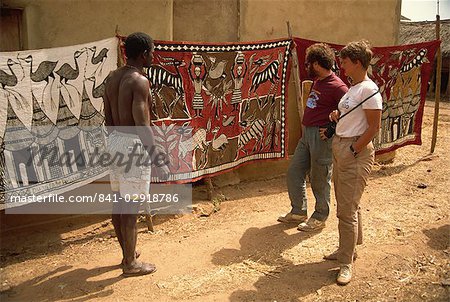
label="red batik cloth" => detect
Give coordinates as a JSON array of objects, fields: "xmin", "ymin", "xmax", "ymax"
[
  {"xmin": 294, "ymin": 37, "xmax": 440, "ymax": 155},
  {"xmin": 118, "ymin": 36, "xmax": 292, "ymax": 183}
]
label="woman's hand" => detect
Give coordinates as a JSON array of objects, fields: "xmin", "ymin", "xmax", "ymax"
[{"xmin": 329, "ymin": 110, "xmax": 340, "ymax": 122}]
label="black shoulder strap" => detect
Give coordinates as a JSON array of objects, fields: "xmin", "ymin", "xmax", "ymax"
[{"xmin": 338, "ymin": 89, "xmax": 380, "ymax": 121}]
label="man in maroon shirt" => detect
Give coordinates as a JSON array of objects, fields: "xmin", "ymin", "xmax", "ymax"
[{"xmin": 278, "ymin": 43, "xmax": 348, "ymax": 231}]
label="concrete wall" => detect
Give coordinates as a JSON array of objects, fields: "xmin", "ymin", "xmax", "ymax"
[
  {"xmin": 2, "ymin": 0, "xmax": 173, "ymax": 49},
  {"xmin": 240, "ymin": 0, "xmax": 400, "ymax": 45},
  {"xmin": 173, "ymin": 0, "xmax": 239, "ymax": 42}
]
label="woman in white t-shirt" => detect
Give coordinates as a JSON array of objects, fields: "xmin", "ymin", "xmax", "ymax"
[{"xmin": 325, "ymin": 40, "xmax": 382, "ymax": 286}]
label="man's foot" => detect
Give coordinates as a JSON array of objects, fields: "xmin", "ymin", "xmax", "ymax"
[
  {"xmin": 122, "ymin": 261, "xmax": 157, "ymax": 277},
  {"xmin": 297, "ymin": 218, "xmax": 326, "ymax": 232},
  {"xmin": 120, "ymin": 250, "xmax": 141, "ymax": 267},
  {"xmin": 277, "ymin": 213, "xmax": 308, "ymax": 224},
  {"xmin": 336, "ymin": 264, "xmax": 352, "ymax": 285},
  {"xmin": 323, "ymin": 250, "xmax": 358, "ymax": 261}
]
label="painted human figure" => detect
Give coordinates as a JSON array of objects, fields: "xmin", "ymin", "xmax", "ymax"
[
  {"xmin": 231, "ymin": 52, "xmax": 247, "ymax": 111},
  {"xmin": 189, "ymin": 54, "xmax": 207, "ymax": 117}
]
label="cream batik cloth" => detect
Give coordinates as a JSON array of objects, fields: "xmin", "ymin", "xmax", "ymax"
[{"xmin": 0, "ymin": 37, "xmax": 118, "ymax": 208}]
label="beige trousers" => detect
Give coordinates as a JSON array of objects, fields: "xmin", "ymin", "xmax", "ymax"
[{"xmin": 332, "ymin": 136, "xmax": 374, "ymax": 265}]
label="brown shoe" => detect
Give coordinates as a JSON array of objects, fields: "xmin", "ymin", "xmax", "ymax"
[
  {"xmin": 336, "ymin": 264, "xmax": 352, "ymax": 285},
  {"xmin": 277, "ymin": 213, "xmax": 307, "ymax": 223},
  {"xmin": 297, "ymin": 218, "xmax": 325, "ymax": 232},
  {"xmin": 323, "ymin": 250, "xmax": 358, "ymax": 261}
]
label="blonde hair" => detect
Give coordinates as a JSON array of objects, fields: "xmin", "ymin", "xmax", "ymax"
[{"xmin": 340, "ymin": 40, "xmax": 373, "ymax": 70}]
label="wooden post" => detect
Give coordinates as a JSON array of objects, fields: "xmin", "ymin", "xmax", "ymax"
[
  {"xmin": 145, "ymin": 212, "xmax": 154, "ymax": 232},
  {"xmin": 431, "ymin": 14, "xmax": 442, "ymax": 153},
  {"xmin": 446, "ymin": 59, "xmax": 450, "ymax": 97},
  {"xmin": 206, "ymin": 177, "xmax": 214, "ymax": 201},
  {"xmin": 286, "ymin": 21, "xmax": 304, "ymax": 137},
  {"xmin": 115, "ymin": 25, "xmax": 125, "ymax": 67}
]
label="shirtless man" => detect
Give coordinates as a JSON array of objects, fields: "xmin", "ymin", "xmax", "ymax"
[{"xmin": 103, "ymin": 32, "xmax": 162, "ymax": 276}]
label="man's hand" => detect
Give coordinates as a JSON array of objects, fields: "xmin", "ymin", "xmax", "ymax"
[{"xmin": 319, "ymin": 128, "xmax": 328, "ymax": 141}]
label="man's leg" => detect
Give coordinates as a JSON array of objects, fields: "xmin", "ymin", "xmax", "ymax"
[
  {"xmin": 112, "ymin": 193, "xmax": 141, "ymax": 266},
  {"xmin": 110, "ymin": 168, "xmax": 127, "ymax": 263},
  {"xmin": 121, "ymin": 209, "xmax": 156, "ymax": 276},
  {"xmin": 120, "ymin": 184, "xmax": 156, "ymax": 275},
  {"xmin": 119, "ymin": 136, "xmax": 156, "ymax": 276},
  {"xmin": 309, "ymin": 128, "xmax": 333, "ymax": 222},
  {"xmin": 286, "ymin": 131, "xmax": 311, "ymax": 216},
  {"xmin": 121, "ymin": 213, "xmax": 139, "ymax": 267},
  {"xmin": 111, "ymin": 192, "xmax": 125, "ymax": 258}
]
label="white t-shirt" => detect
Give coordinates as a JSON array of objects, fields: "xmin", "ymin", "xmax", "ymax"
[{"xmin": 335, "ymin": 78, "xmax": 382, "ymax": 137}]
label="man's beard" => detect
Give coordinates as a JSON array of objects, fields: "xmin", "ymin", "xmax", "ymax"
[{"xmin": 307, "ymin": 66, "xmax": 317, "ymax": 79}]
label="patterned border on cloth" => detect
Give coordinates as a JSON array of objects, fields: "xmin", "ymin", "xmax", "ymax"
[
  {"xmin": 294, "ymin": 37, "xmax": 440, "ymax": 155},
  {"xmin": 118, "ymin": 37, "xmax": 292, "ymax": 183}
]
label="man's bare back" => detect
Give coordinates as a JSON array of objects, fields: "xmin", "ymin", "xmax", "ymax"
[{"xmin": 104, "ymin": 66, "xmax": 151, "ymax": 128}]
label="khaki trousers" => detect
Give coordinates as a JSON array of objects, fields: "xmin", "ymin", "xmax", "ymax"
[{"xmin": 332, "ymin": 136, "xmax": 374, "ymax": 265}]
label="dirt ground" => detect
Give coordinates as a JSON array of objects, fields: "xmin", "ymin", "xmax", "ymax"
[{"xmin": 1, "ymin": 100, "xmax": 449, "ymax": 302}]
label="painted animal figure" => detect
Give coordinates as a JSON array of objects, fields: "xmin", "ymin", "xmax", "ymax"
[
  {"xmin": 1, "ymin": 58, "xmax": 30, "ymax": 110},
  {"xmin": 90, "ymin": 47, "xmax": 109, "ymax": 65},
  {"xmin": 177, "ymin": 127, "xmax": 207, "ymax": 169},
  {"xmin": 249, "ymin": 52, "xmax": 283, "ymax": 94},
  {"xmin": 20, "ymin": 55, "xmax": 58, "ymax": 83},
  {"xmin": 195, "ymin": 127, "xmax": 231, "ymax": 169},
  {"xmin": 207, "ymin": 57, "xmax": 227, "ymax": 79},
  {"xmin": 147, "ymin": 57, "xmax": 185, "ymax": 96},
  {"xmin": 0, "ymin": 59, "xmax": 19, "ymax": 89},
  {"xmin": 211, "ymin": 127, "xmax": 228, "ymax": 151},
  {"xmin": 238, "ymin": 119, "xmax": 265, "ymax": 150},
  {"xmin": 56, "ymin": 50, "xmax": 85, "ymax": 83},
  {"xmin": 87, "ymin": 76, "xmax": 106, "ymax": 99},
  {"xmin": 400, "ymin": 49, "xmax": 428, "ymax": 73}
]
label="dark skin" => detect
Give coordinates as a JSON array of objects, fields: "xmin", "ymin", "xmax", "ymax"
[{"xmin": 103, "ymin": 45, "xmax": 164, "ymax": 276}]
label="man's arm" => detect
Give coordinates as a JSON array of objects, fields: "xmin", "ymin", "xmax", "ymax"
[
  {"xmin": 131, "ymin": 75, "xmax": 156, "ymax": 151},
  {"xmin": 103, "ymin": 77, "xmax": 114, "ymax": 133},
  {"xmin": 131, "ymin": 75, "xmax": 170, "ymax": 179}
]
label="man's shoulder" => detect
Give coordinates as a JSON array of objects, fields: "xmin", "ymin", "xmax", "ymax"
[
  {"xmin": 329, "ymin": 73, "xmax": 347, "ymax": 86},
  {"xmin": 120, "ymin": 70, "xmax": 149, "ymax": 89},
  {"xmin": 319, "ymin": 74, "xmax": 348, "ymax": 93}
]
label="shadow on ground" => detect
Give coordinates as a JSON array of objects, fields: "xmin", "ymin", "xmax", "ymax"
[
  {"xmin": 212, "ymin": 222, "xmax": 337, "ymax": 301},
  {"xmin": 229, "ymin": 260, "xmax": 337, "ymax": 302},
  {"xmin": 1, "ymin": 264, "xmax": 122, "ymax": 302},
  {"xmin": 423, "ymin": 224, "xmax": 450, "ymax": 251}
]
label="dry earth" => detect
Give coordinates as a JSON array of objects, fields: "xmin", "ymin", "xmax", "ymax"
[{"xmin": 0, "ymin": 100, "xmax": 449, "ymax": 302}]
